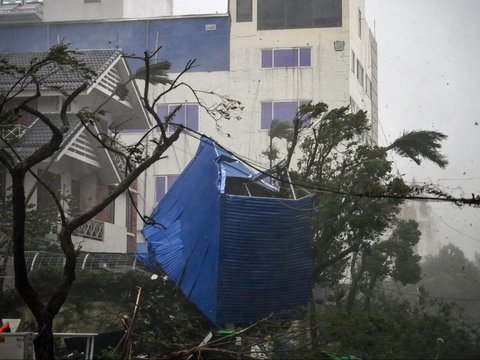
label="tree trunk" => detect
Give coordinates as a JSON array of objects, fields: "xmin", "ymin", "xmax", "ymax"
[
  {"xmin": 0, "ymin": 235, "xmax": 12, "ymax": 295},
  {"xmin": 363, "ymin": 272, "xmax": 378, "ymax": 311},
  {"xmin": 33, "ymin": 314, "xmax": 55, "ymax": 360},
  {"xmin": 308, "ymin": 288, "xmax": 319, "ymax": 351},
  {"xmin": 345, "ymin": 251, "xmax": 366, "ymax": 312}
]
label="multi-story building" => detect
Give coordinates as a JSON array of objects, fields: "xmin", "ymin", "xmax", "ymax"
[
  {"xmin": 0, "ymin": 49, "xmax": 150, "ymax": 253},
  {"xmin": 0, "ymin": 0, "xmax": 378, "ymax": 250}
]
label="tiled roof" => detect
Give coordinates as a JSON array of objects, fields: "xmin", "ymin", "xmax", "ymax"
[
  {"xmin": 13, "ymin": 113, "xmax": 82, "ymax": 159},
  {"xmin": 0, "ymin": 49, "xmax": 122, "ymax": 92}
]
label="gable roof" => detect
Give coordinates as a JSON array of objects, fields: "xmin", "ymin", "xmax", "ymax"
[
  {"xmin": 0, "ymin": 49, "xmax": 122, "ymax": 92},
  {"xmin": 12, "ymin": 113, "xmax": 82, "ymax": 159}
]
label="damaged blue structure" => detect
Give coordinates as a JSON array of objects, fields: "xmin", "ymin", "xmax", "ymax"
[{"xmin": 140, "ymin": 137, "xmax": 314, "ymax": 325}]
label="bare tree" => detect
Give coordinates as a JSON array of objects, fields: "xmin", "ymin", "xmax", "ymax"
[{"xmin": 0, "ymin": 44, "xmax": 236, "ymax": 359}]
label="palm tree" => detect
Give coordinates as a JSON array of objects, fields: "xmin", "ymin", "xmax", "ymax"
[
  {"xmin": 383, "ymin": 130, "xmax": 448, "ymax": 168},
  {"xmin": 265, "ymin": 119, "xmax": 292, "ymax": 168}
]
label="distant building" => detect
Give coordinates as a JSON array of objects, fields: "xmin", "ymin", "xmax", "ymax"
[
  {"xmin": 0, "ymin": 0, "xmax": 378, "ymax": 248},
  {"xmin": 400, "ymin": 201, "xmax": 441, "ymax": 258}
]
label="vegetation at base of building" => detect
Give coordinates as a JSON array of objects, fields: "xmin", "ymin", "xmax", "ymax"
[
  {"xmin": 1, "ymin": 269, "xmax": 211, "ymax": 358},
  {"xmin": 0, "ymin": 43, "xmax": 240, "ymax": 359},
  {"xmin": 3, "ymin": 245, "xmax": 480, "ymax": 359}
]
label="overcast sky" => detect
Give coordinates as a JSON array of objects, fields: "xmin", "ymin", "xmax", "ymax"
[{"xmin": 173, "ymin": 1, "xmax": 480, "ymax": 257}]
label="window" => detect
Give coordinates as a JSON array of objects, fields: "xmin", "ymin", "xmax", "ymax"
[
  {"xmin": 261, "ymin": 48, "xmax": 311, "ymax": 68},
  {"xmin": 155, "ymin": 175, "xmax": 178, "ymax": 203},
  {"xmin": 358, "ymin": 9, "xmax": 362, "ymax": 38},
  {"xmin": 156, "ymin": 104, "xmax": 199, "ymax": 132},
  {"xmin": 356, "ymin": 60, "xmax": 364, "ymax": 87},
  {"xmin": 351, "ymin": 50, "xmax": 356, "ymax": 73},
  {"xmin": 1, "ymin": 0, "xmax": 43, "ymax": 4},
  {"xmin": 366, "ymin": 75, "xmax": 372, "ymax": 98},
  {"xmin": 260, "ymin": 101, "xmax": 310, "ymax": 129},
  {"xmin": 37, "ymin": 171, "xmax": 61, "ymax": 213},
  {"xmin": 126, "ymin": 192, "xmax": 136, "ymax": 233},
  {"xmin": 257, "ymin": 0, "xmax": 342, "ymax": 30},
  {"xmin": 236, "ymin": 0, "xmax": 252, "ymax": 22}
]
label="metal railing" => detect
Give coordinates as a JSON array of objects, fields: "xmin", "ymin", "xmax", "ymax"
[
  {"xmin": 0, "ymin": 124, "xmax": 28, "ymax": 142},
  {"xmin": 73, "ymin": 219, "xmax": 104, "ymax": 241}
]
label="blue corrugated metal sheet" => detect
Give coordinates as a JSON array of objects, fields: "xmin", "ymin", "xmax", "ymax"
[
  {"xmin": 218, "ymin": 194, "xmax": 314, "ymax": 324},
  {"xmin": 141, "ymin": 137, "xmax": 314, "ymax": 324}
]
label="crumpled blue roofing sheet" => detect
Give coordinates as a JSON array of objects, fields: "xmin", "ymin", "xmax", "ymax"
[{"xmin": 141, "ymin": 136, "xmax": 314, "ymax": 324}]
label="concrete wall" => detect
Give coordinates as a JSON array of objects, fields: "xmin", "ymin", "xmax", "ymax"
[{"xmin": 42, "ymin": 0, "xmax": 173, "ymax": 22}]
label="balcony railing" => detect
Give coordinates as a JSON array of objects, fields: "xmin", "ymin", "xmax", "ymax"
[
  {"xmin": 0, "ymin": 124, "xmax": 28, "ymax": 142},
  {"xmin": 74, "ymin": 219, "xmax": 104, "ymax": 241}
]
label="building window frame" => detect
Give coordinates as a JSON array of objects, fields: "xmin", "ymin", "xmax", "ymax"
[
  {"xmin": 261, "ymin": 48, "xmax": 312, "ymax": 68},
  {"xmin": 236, "ymin": 0, "xmax": 252, "ymax": 22},
  {"xmin": 155, "ymin": 175, "xmax": 179, "ymax": 203},
  {"xmin": 358, "ymin": 9, "xmax": 362, "ymax": 38},
  {"xmin": 260, "ymin": 100, "xmax": 311, "ymax": 130},
  {"xmin": 356, "ymin": 60, "xmax": 364, "ymax": 88},
  {"xmin": 156, "ymin": 104, "xmax": 199, "ymax": 133}
]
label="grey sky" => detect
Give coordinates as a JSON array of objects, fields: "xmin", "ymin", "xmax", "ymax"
[{"xmin": 365, "ymin": 1, "xmax": 480, "ymax": 258}]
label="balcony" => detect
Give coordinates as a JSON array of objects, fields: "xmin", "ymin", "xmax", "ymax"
[
  {"xmin": 73, "ymin": 219, "xmax": 104, "ymax": 241},
  {"xmin": 0, "ymin": 1, "xmax": 43, "ymax": 22},
  {"xmin": 0, "ymin": 124, "xmax": 28, "ymax": 143}
]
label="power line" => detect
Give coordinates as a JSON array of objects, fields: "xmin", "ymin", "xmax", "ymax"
[
  {"xmin": 178, "ymin": 128, "xmax": 480, "ymax": 206},
  {"xmin": 430, "ymin": 210, "xmax": 480, "ymax": 243}
]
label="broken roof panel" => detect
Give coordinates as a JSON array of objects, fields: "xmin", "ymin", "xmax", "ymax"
[{"xmin": 141, "ymin": 137, "xmax": 314, "ymax": 324}]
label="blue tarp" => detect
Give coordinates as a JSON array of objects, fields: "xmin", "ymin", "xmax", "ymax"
[{"xmin": 140, "ymin": 137, "xmax": 314, "ymax": 324}]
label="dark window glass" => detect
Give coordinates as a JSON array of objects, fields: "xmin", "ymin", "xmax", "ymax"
[
  {"xmin": 37, "ymin": 171, "xmax": 61, "ymax": 213},
  {"xmin": 274, "ymin": 49, "xmax": 298, "ymax": 67},
  {"xmin": 261, "ymin": 101, "xmax": 310, "ymax": 129},
  {"xmin": 236, "ymin": 0, "xmax": 252, "ymax": 22},
  {"xmin": 126, "ymin": 192, "xmax": 135, "ymax": 233},
  {"xmin": 262, "ymin": 48, "xmax": 311, "ymax": 68},
  {"xmin": 258, "ymin": 0, "xmax": 285, "ymax": 30},
  {"xmin": 258, "ymin": 0, "xmax": 342, "ymax": 30},
  {"xmin": 156, "ymin": 104, "xmax": 200, "ymax": 132},
  {"xmin": 313, "ymin": 0, "xmax": 343, "ymax": 27},
  {"xmin": 286, "ymin": 0, "xmax": 313, "ymax": 28},
  {"xmin": 261, "ymin": 49, "xmax": 273, "ymax": 68},
  {"xmin": 299, "ymin": 48, "xmax": 312, "ymax": 66},
  {"xmin": 155, "ymin": 175, "xmax": 179, "ymax": 203}
]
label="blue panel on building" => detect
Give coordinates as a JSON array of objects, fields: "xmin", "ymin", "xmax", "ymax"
[{"xmin": 0, "ymin": 16, "xmax": 230, "ymax": 72}]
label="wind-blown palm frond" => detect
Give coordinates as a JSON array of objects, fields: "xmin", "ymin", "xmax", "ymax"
[
  {"xmin": 268, "ymin": 119, "xmax": 292, "ymax": 140},
  {"xmin": 132, "ymin": 60, "xmax": 172, "ymax": 85},
  {"xmin": 384, "ymin": 130, "xmax": 448, "ymax": 168}
]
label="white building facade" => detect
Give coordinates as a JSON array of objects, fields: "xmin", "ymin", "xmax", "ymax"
[{"xmin": 0, "ymin": 0, "xmax": 378, "ymax": 248}]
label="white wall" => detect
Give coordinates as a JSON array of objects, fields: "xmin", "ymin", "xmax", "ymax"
[
  {"xmin": 124, "ymin": 0, "xmax": 173, "ymax": 18},
  {"xmin": 72, "ymin": 222, "xmax": 127, "ymax": 252},
  {"xmin": 43, "ymin": 0, "xmax": 173, "ymax": 22}
]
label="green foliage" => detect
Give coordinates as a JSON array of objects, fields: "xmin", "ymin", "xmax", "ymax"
[
  {"xmin": 25, "ymin": 268, "xmax": 210, "ymax": 356},
  {"xmin": 385, "ymin": 130, "xmax": 448, "ymax": 168},
  {"xmin": 287, "ymin": 103, "xmax": 407, "ymax": 287},
  {"xmin": 420, "ymin": 244, "xmax": 480, "ymax": 323},
  {"xmin": 317, "ymin": 303, "xmax": 480, "ymax": 359},
  {"xmin": 0, "ymin": 200, "xmax": 58, "ymax": 252}
]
